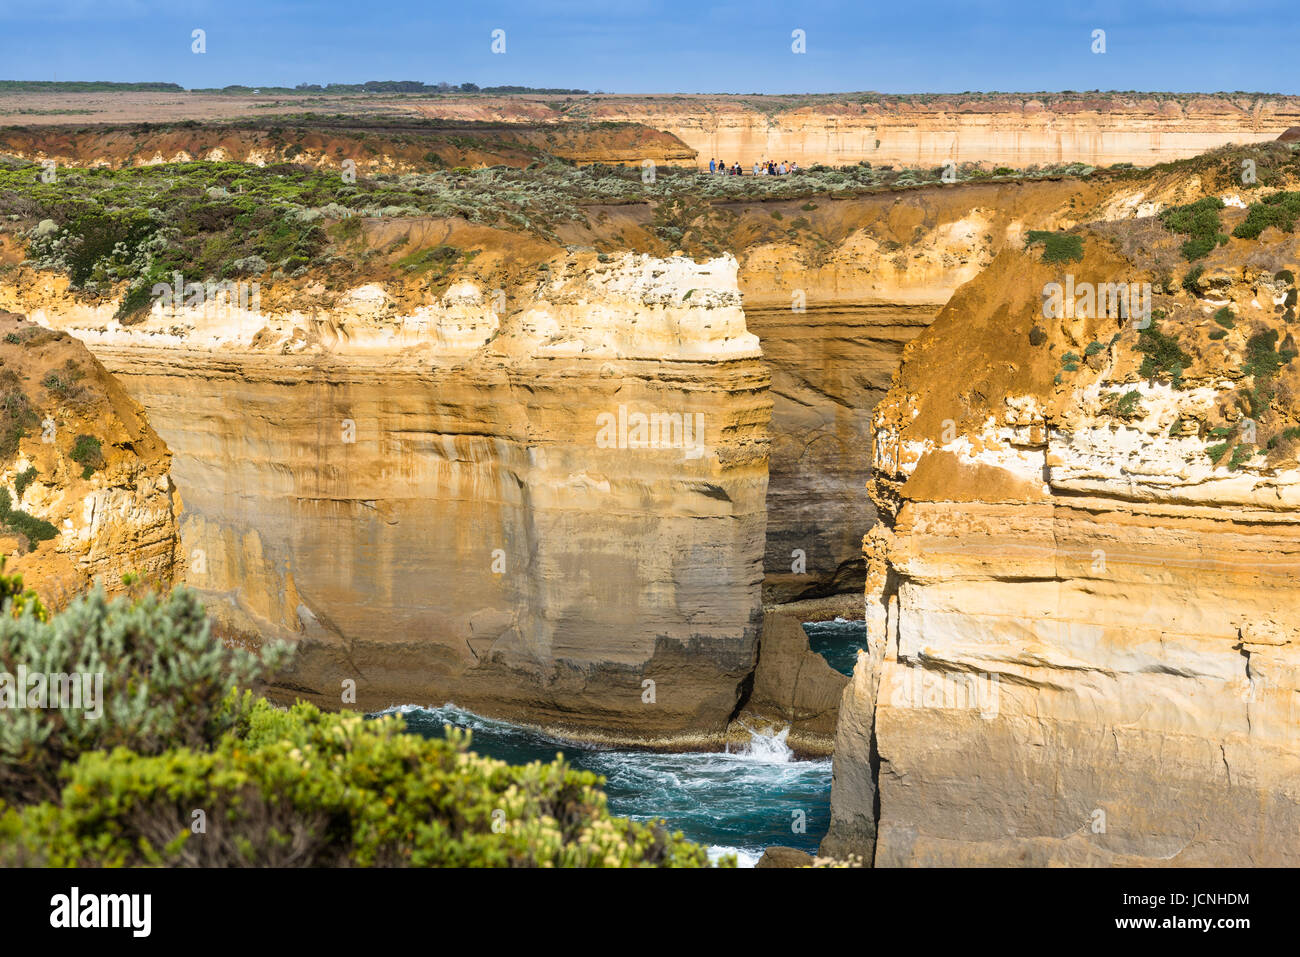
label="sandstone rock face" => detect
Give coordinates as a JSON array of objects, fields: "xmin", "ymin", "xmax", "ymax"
[
  {"xmin": 6, "ymin": 254, "xmax": 770, "ymax": 745},
  {"xmin": 584, "ymin": 94, "xmax": 1300, "ymax": 169},
  {"xmin": 0, "ymin": 312, "xmax": 178, "ymax": 603},
  {"xmin": 0, "ymin": 123, "xmax": 695, "ymax": 172},
  {"xmin": 729, "ymin": 611, "xmax": 847, "ymax": 755},
  {"xmin": 824, "ymin": 224, "xmax": 1300, "ymax": 866},
  {"xmin": 734, "ymin": 178, "xmax": 1134, "ymax": 600},
  {"xmin": 755, "ymin": 845, "xmax": 813, "ymax": 868}
]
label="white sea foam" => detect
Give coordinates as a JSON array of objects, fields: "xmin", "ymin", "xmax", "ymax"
[
  {"xmin": 709, "ymin": 845, "xmax": 760, "ymax": 868},
  {"xmin": 373, "ymin": 704, "xmax": 831, "ymax": 864},
  {"xmin": 730, "ymin": 723, "xmax": 794, "ymax": 763}
]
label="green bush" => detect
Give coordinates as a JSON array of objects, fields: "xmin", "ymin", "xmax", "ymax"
[
  {"xmin": 1025, "ymin": 230, "xmax": 1084, "ymax": 264},
  {"xmin": 1232, "ymin": 191, "xmax": 1300, "ymax": 240},
  {"xmin": 0, "ymin": 582, "xmax": 290, "ymax": 803},
  {"xmin": 0, "ymin": 699, "xmax": 718, "ymax": 868},
  {"xmin": 1239, "ymin": 328, "xmax": 1298, "ymax": 417},
  {"xmin": 1159, "ymin": 197, "xmax": 1226, "ymax": 261},
  {"xmin": 1135, "ymin": 319, "xmax": 1193, "ymax": 386},
  {"xmin": 70, "ymin": 434, "xmax": 103, "ymax": 479},
  {"xmin": 13, "ymin": 467, "xmax": 36, "ymax": 500},
  {"xmin": 0, "ymin": 486, "xmax": 57, "ymax": 549},
  {"xmin": 0, "ymin": 376, "xmax": 38, "ymax": 459},
  {"xmin": 1115, "ymin": 390, "xmax": 1143, "ymax": 418}
]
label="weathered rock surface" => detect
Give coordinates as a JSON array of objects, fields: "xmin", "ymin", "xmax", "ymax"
[
  {"xmin": 407, "ymin": 93, "xmax": 1300, "ymax": 169},
  {"xmin": 824, "ymin": 218, "xmax": 1300, "ymax": 865},
  {"xmin": 729, "ymin": 611, "xmax": 846, "ymax": 755},
  {"xmin": 755, "ymin": 846, "xmax": 813, "ymax": 868},
  {"xmin": 7, "ymin": 254, "xmax": 770, "ymax": 745},
  {"xmin": 0, "ymin": 311, "xmax": 178, "ymax": 602}
]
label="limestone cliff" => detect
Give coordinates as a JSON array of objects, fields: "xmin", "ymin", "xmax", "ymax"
[
  {"xmin": 5, "ymin": 253, "xmax": 770, "ymax": 745},
  {"xmin": 0, "ymin": 311, "xmax": 178, "ymax": 603},
  {"xmin": 824, "ymin": 201, "xmax": 1300, "ymax": 865},
  {"xmin": 408, "ymin": 93, "xmax": 1300, "ymax": 169},
  {"xmin": 0, "ymin": 120, "xmax": 695, "ymax": 172}
]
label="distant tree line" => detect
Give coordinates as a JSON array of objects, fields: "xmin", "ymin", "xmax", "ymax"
[
  {"xmin": 0, "ymin": 80, "xmax": 183, "ymax": 92},
  {"xmin": 192, "ymin": 81, "xmax": 590, "ymax": 95}
]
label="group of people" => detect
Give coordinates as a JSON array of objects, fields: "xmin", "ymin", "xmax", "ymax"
[{"xmin": 707, "ymin": 157, "xmax": 799, "ymax": 176}]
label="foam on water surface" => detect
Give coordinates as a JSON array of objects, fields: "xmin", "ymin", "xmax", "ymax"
[{"xmin": 376, "ymin": 704, "xmax": 832, "ymax": 863}]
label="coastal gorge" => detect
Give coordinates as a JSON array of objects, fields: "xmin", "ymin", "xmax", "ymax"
[{"xmin": 2, "ymin": 89, "xmax": 1298, "ymax": 865}]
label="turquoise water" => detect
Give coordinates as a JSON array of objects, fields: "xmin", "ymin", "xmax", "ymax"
[
  {"xmin": 380, "ymin": 619, "xmax": 863, "ymax": 866},
  {"xmin": 388, "ymin": 704, "xmax": 831, "ymax": 866},
  {"xmin": 803, "ymin": 618, "xmax": 866, "ymax": 675}
]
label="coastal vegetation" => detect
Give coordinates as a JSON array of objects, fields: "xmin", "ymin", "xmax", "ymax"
[{"xmin": 0, "ymin": 568, "xmax": 719, "ymax": 866}]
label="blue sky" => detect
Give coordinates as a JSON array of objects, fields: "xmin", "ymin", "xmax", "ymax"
[{"xmin": 0, "ymin": 0, "xmax": 1293, "ymax": 95}]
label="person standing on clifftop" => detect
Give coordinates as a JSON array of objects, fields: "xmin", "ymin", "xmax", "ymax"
[{"xmin": 709, "ymin": 157, "xmax": 716, "ymax": 173}]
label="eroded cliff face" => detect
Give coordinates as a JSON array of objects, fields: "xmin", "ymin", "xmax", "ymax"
[
  {"xmin": 731, "ymin": 172, "xmax": 1213, "ymax": 601},
  {"xmin": 824, "ymin": 221, "xmax": 1300, "ymax": 865},
  {"xmin": 0, "ymin": 121, "xmax": 695, "ymax": 172},
  {"xmin": 738, "ymin": 182, "xmax": 1079, "ymax": 600},
  {"xmin": 3, "ymin": 254, "xmax": 770, "ymax": 745},
  {"xmin": 431, "ymin": 93, "xmax": 1300, "ymax": 169},
  {"xmin": 0, "ymin": 311, "xmax": 178, "ymax": 603}
]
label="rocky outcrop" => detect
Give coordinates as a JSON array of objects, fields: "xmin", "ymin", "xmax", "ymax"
[
  {"xmin": 383, "ymin": 93, "xmax": 1300, "ymax": 170},
  {"xmin": 0, "ymin": 311, "xmax": 178, "ymax": 603},
  {"xmin": 728, "ymin": 612, "xmax": 846, "ymax": 755},
  {"xmin": 755, "ymin": 846, "xmax": 814, "ymax": 868},
  {"xmin": 5, "ymin": 253, "xmax": 770, "ymax": 745},
  {"xmin": 0, "ymin": 120, "xmax": 695, "ymax": 172},
  {"xmin": 824, "ymin": 213, "xmax": 1300, "ymax": 865}
]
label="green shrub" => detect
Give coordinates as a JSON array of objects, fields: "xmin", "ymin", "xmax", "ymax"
[
  {"xmin": 1, "ymin": 508, "xmax": 57, "ymax": 549},
  {"xmin": 1182, "ymin": 265, "xmax": 1205, "ymax": 295},
  {"xmin": 1159, "ymin": 197, "xmax": 1225, "ymax": 261},
  {"xmin": 0, "ymin": 377, "xmax": 38, "ymax": 459},
  {"xmin": 0, "ymin": 583, "xmax": 291, "ymax": 803},
  {"xmin": 0, "ymin": 699, "xmax": 718, "ymax": 867},
  {"xmin": 69, "ymin": 434, "xmax": 103, "ymax": 479},
  {"xmin": 1025, "ymin": 230, "xmax": 1083, "ymax": 264},
  {"xmin": 1239, "ymin": 328, "xmax": 1298, "ymax": 417},
  {"xmin": 1213, "ymin": 307, "xmax": 1236, "ymax": 329},
  {"xmin": 0, "ymin": 486, "xmax": 57, "ymax": 549},
  {"xmin": 1115, "ymin": 390, "xmax": 1143, "ymax": 418},
  {"xmin": 1228, "ymin": 444, "xmax": 1256, "ymax": 470},
  {"xmin": 13, "ymin": 467, "xmax": 35, "ymax": 500},
  {"xmin": 1232, "ymin": 191, "xmax": 1300, "ymax": 240},
  {"xmin": 1135, "ymin": 319, "xmax": 1193, "ymax": 386}
]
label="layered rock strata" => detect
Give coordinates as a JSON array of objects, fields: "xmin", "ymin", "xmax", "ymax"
[
  {"xmin": 7, "ymin": 254, "xmax": 770, "ymax": 744},
  {"xmin": 824, "ymin": 228, "xmax": 1300, "ymax": 865},
  {"xmin": 0, "ymin": 311, "xmax": 178, "ymax": 603},
  {"xmin": 727, "ymin": 611, "xmax": 847, "ymax": 756}
]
